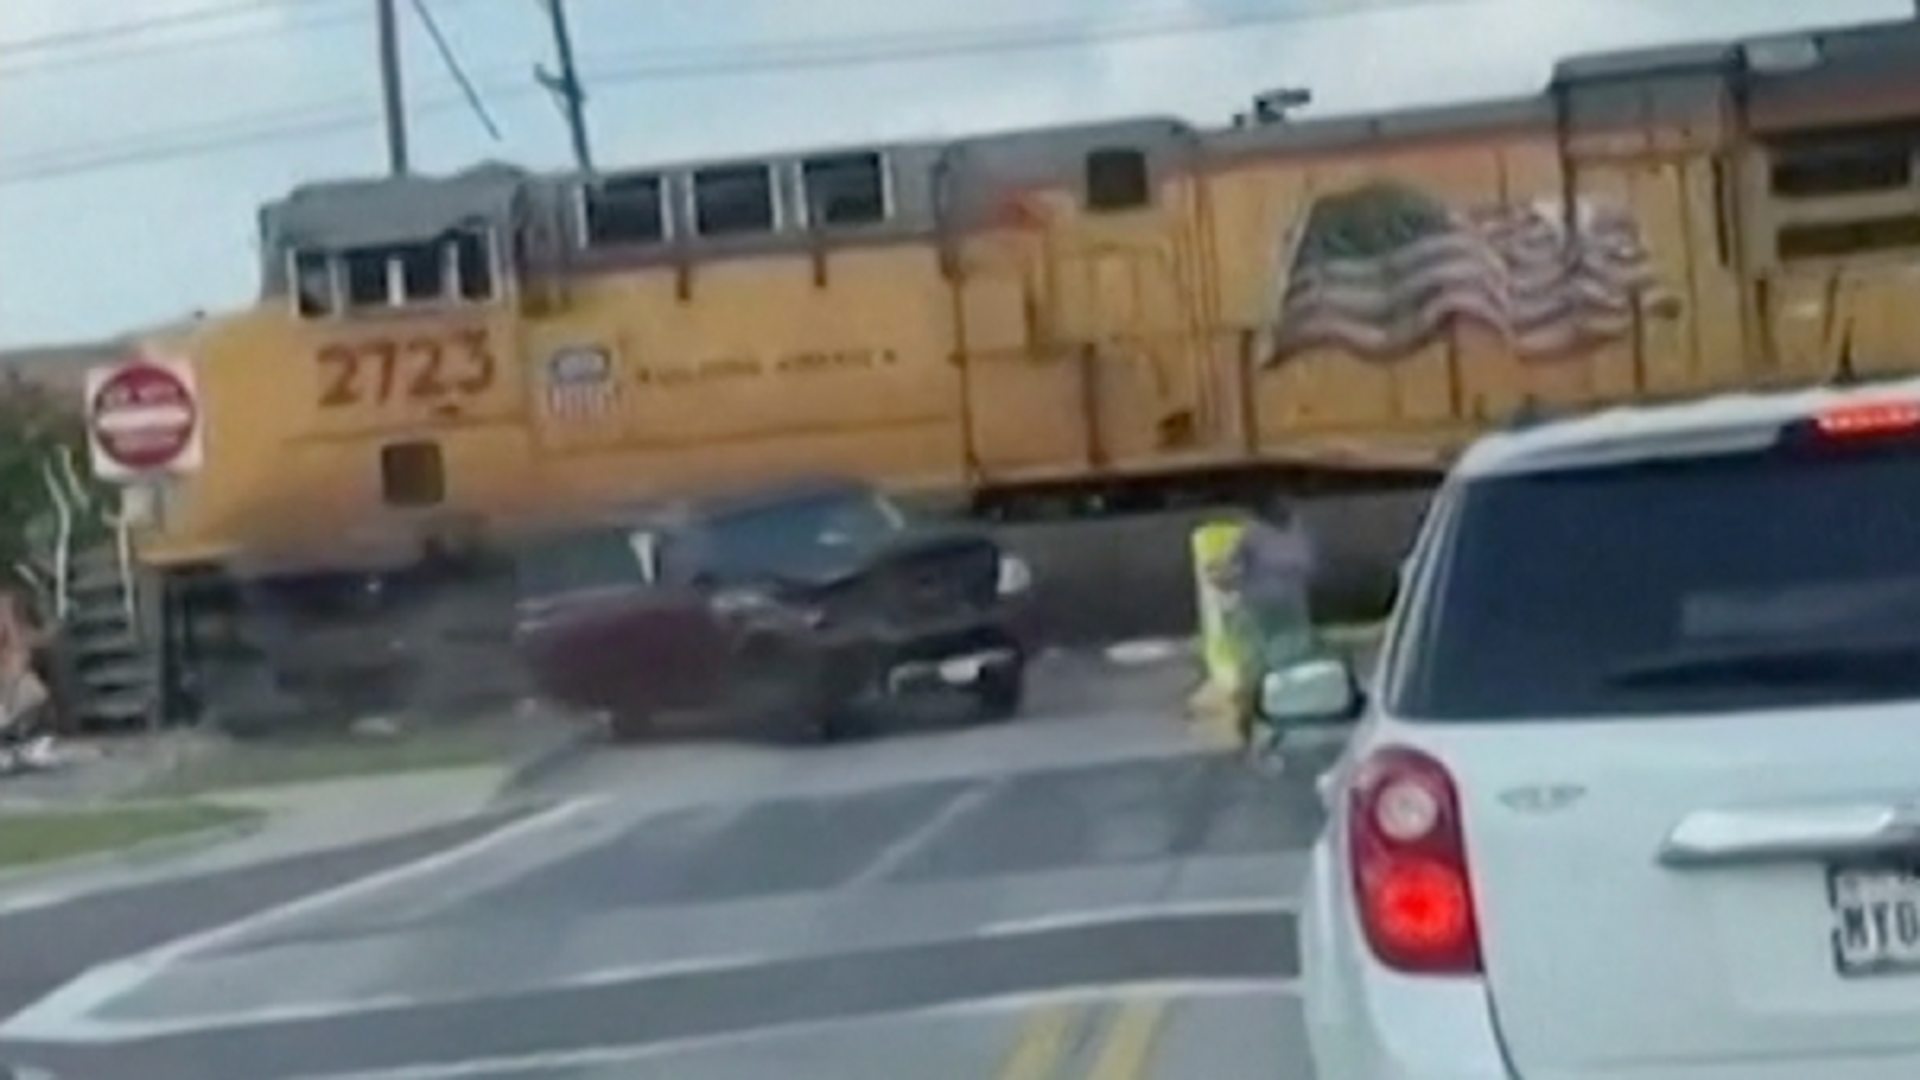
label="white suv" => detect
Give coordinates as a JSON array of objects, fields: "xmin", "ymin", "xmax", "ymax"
[{"xmin": 1275, "ymin": 382, "xmax": 1920, "ymax": 1080}]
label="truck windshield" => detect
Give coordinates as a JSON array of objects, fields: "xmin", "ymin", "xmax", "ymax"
[
  {"xmin": 697, "ymin": 491, "xmax": 905, "ymax": 583},
  {"xmin": 515, "ymin": 527, "xmax": 646, "ymax": 600},
  {"xmin": 1401, "ymin": 435, "xmax": 1920, "ymax": 720}
]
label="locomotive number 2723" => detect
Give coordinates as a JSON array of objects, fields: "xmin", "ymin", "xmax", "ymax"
[{"xmin": 317, "ymin": 330, "xmax": 496, "ymax": 408}]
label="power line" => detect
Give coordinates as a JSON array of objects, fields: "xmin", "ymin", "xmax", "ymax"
[
  {"xmin": 0, "ymin": 0, "xmax": 488, "ymax": 79},
  {"xmin": 16, "ymin": 0, "xmax": 1465, "ymax": 133},
  {"xmin": 588, "ymin": 2, "xmax": 1472, "ymax": 86},
  {"xmin": 409, "ymin": 0, "xmax": 503, "ymax": 141},
  {"xmin": 0, "ymin": 108, "xmax": 382, "ymax": 183},
  {"xmin": 0, "ymin": 0, "xmax": 1485, "ymax": 186},
  {"xmin": 0, "ymin": 0, "xmax": 353, "ymax": 59},
  {"xmin": 0, "ymin": 6, "xmax": 367, "ymax": 78}
]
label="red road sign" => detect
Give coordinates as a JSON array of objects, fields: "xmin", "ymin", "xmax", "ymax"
[{"xmin": 89, "ymin": 360, "xmax": 199, "ymax": 473}]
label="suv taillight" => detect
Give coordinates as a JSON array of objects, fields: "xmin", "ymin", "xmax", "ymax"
[{"xmin": 1349, "ymin": 747, "xmax": 1482, "ymax": 975}]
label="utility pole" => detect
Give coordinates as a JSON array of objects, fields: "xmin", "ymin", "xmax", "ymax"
[
  {"xmin": 377, "ymin": 0, "xmax": 410, "ymax": 175},
  {"xmin": 536, "ymin": 0, "xmax": 594, "ymax": 172}
]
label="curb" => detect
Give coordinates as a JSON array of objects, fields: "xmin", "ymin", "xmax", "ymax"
[
  {"xmin": 0, "ymin": 812, "xmax": 266, "ymax": 890},
  {"xmin": 493, "ymin": 721, "xmax": 603, "ymax": 800}
]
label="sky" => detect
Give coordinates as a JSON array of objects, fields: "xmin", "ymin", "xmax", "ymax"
[{"xmin": 0, "ymin": 0, "xmax": 1908, "ymax": 348}]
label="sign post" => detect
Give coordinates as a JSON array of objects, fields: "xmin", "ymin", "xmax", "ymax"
[{"xmin": 86, "ymin": 356, "xmax": 203, "ymax": 483}]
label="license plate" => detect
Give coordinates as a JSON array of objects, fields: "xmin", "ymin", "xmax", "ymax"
[{"xmin": 1830, "ymin": 863, "xmax": 1920, "ymax": 976}]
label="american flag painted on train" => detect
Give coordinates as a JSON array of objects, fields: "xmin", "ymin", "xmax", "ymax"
[
  {"xmin": 1264, "ymin": 182, "xmax": 1675, "ymax": 365},
  {"xmin": 545, "ymin": 345, "xmax": 619, "ymax": 419}
]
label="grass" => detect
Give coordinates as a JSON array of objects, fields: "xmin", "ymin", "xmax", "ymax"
[
  {"xmin": 0, "ymin": 802, "xmax": 261, "ymax": 870},
  {"xmin": 141, "ymin": 729, "xmax": 508, "ymax": 798}
]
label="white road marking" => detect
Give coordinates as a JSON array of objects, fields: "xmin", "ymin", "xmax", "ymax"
[
  {"xmin": 1104, "ymin": 639, "xmax": 1193, "ymax": 667},
  {"xmin": 0, "ymin": 797, "xmax": 603, "ymax": 1045},
  {"xmin": 0, "ymin": 886, "xmax": 84, "ymax": 917},
  {"xmin": 0, "ymin": 951, "xmax": 780, "ymax": 1043},
  {"xmin": 0, "ymin": 900, "xmax": 1297, "ymax": 1047},
  {"xmin": 978, "ymin": 897, "xmax": 1297, "ymax": 938},
  {"xmin": 284, "ymin": 978, "xmax": 1302, "ymax": 1080},
  {"xmin": 367, "ymin": 798, "xmax": 758, "ymax": 926},
  {"xmin": 847, "ymin": 781, "xmax": 1000, "ymax": 887},
  {"xmin": 0, "ymin": 888, "xmax": 1298, "ymax": 1044}
]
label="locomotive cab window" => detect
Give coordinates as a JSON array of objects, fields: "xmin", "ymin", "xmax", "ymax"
[
  {"xmin": 292, "ymin": 250, "xmax": 334, "ymax": 317},
  {"xmin": 801, "ymin": 152, "xmax": 888, "ymax": 227},
  {"xmin": 693, "ymin": 164, "xmax": 777, "ymax": 236},
  {"xmin": 451, "ymin": 228, "xmax": 495, "ymax": 301},
  {"xmin": 322, "ymin": 230, "xmax": 497, "ymax": 315},
  {"xmin": 344, "ymin": 249, "xmax": 393, "ymax": 308},
  {"xmin": 1085, "ymin": 148, "xmax": 1151, "ymax": 211},
  {"xmin": 583, "ymin": 173, "xmax": 667, "ymax": 246},
  {"xmin": 398, "ymin": 242, "xmax": 444, "ymax": 300}
]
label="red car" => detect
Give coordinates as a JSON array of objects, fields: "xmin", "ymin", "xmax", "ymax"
[{"xmin": 512, "ymin": 480, "xmax": 1032, "ymax": 741}]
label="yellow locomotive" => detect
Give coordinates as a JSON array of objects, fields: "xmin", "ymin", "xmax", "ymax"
[{"xmin": 116, "ymin": 15, "xmax": 1920, "ymax": 722}]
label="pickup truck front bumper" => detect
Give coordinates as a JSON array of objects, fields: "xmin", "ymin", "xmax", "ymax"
[{"xmin": 884, "ymin": 645, "xmax": 1022, "ymax": 696}]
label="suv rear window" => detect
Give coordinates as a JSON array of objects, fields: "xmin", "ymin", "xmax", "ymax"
[{"xmin": 1401, "ymin": 435, "xmax": 1920, "ymax": 719}]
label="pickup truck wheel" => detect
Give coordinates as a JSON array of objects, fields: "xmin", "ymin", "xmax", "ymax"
[
  {"xmin": 816, "ymin": 705, "xmax": 877, "ymax": 744},
  {"xmin": 974, "ymin": 661, "xmax": 1025, "ymax": 722}
]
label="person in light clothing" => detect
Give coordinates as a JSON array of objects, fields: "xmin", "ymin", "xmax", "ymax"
[
  {"xmin": 1209, "ymin": 499, "xmax": 1319, "ymax": 751},
  {"xmin": 1236, "ymin": 503, "xmax": 1318, "ymax": 666}
]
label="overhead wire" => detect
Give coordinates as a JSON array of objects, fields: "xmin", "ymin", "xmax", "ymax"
[
  {"xmin": 0, "ymin": 7, "xmax": 368, "ymax": 78},
  {"xmin": 0, "ymin": 0, "xmax": 1490, "ymax": 186},
  {"xmin": 407, "ymin": 0, "xmax": 503, "ymax": 140},
  {"xmin": 586, "ymin": 0, "xmax": 1475, "ymax": 84},
  {"xmin": 0, "ymin": 0, "xmax": 489, "ymax": 78},
  {"xmin": 0, "ymin": 0, "xmax": 355, "ymax": 59}
]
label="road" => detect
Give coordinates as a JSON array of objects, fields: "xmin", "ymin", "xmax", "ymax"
[{"xmin": 0, "ymin": 652, "xmax": 1334, "ymax": 1079}]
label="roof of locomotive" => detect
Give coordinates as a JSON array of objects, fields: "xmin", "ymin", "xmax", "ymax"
[{"xmin": 255, "ymin": 13, "xmax": 1918, "ymax": 286}]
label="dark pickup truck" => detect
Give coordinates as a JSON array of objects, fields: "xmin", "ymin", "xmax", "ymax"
[{"xmin": 512, "ymin": 479, "xmax": 1032, "ymax": 741}]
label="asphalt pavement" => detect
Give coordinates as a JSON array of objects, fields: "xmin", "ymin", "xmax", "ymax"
[{"xmin": 0, "ymin": 651, "xmax": 1333, "ymax": 1079}]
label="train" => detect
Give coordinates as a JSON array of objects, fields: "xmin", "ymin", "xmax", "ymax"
[{"xmin": 98, "ymin": 13, "xmax": 1920, "ymax": 725}]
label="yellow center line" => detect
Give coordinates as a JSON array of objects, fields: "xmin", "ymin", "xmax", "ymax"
[
  {"xmin": 1086, "ymin": 999, "xmax": 1171, "ymax": 1080},
  {"xmin": 999, "ymin": 1003, "xmax": 1082, "ymax": 1080}
]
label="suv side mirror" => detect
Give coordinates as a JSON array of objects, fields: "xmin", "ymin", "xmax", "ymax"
[{"xmin": 1261, "ymin": 657, "xmax": 1364, "ymax": 727}]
